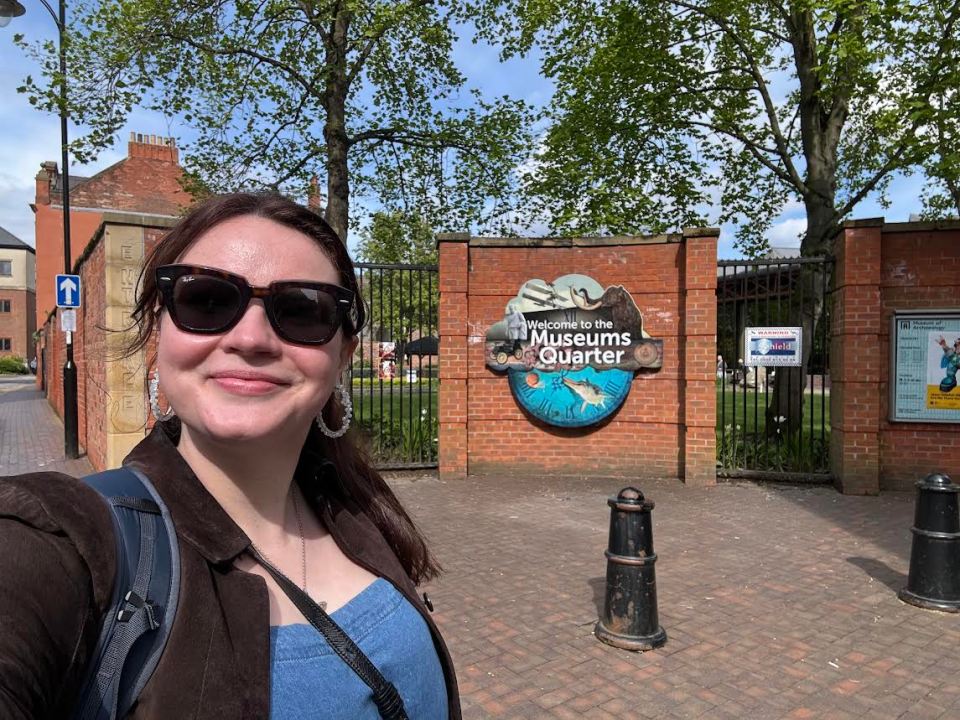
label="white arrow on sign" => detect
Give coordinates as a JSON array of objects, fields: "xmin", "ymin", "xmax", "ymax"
[{"xmin": 59, "ymin": 276, "xmax": 78, "ymax": 305}]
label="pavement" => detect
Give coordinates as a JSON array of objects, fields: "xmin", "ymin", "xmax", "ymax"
[
  {"xmin": 0, "ymin": 374, "xmax": 93, "ymax": 477},
  {"xmin": 3, "ymin": 374, "xmax": 959, "ymax": 719}
]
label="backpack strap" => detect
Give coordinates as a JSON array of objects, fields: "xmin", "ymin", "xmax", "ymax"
[{"xmin": 72, "ymin": 466, "xmax": 180, "ymax": 720}]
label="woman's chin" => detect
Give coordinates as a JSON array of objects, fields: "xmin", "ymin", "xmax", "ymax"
[{"xmin": 185, "ymin": 411, "xmax": 310, "ymax": 447}]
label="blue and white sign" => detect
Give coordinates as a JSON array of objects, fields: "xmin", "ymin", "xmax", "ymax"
[
  {"xmin": 744, "ymin": 326, "xmax": 802, "ymax": 367},
  {"xmin": 56, "ymin": 274, "xmax": 81, "ymax": 308}
]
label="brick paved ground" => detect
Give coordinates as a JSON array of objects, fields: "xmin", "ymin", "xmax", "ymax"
[
  {"xmin": 0, "ymin": 374, "xmax": 93, "ymax": 476},
  {"xmin": 4, "ymin": 379, "xmax": 957, "ymax": 718},
  {"xmin": 391, "ymin": 472, "xmax": 960, "ymax": 719}
]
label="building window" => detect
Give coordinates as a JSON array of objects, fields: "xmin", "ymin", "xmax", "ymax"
[
  {"xmin": 0, "ymin": 300, "xmax": 9, "ymax": 313},
  {"xmin": 0, "ymin": 339, "xmax": 11, "ymax": 351},
  {"xmin": 0, "ymin": 260, "xmax": 11, "ymax": 277}
]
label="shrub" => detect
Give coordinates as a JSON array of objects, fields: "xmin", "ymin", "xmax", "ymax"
[{"xmin": 0, "ymin": 356, "xmax": 28, "ymax": 374}]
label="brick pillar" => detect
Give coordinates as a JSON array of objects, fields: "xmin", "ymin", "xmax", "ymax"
[
  {"xmin": 437, "ymin": 233, "xmax": 469, "ymax": 479},
  {"xmin": 831, "ymin": 220, "xmax": 882, "ymax": 495},
  {"xmin": 103, "ymin": 223, "xmax": 148, "ymax": 468},
  {"xmin": 680, "ymin": 228, "xmax": 720, "ymax": 486}
]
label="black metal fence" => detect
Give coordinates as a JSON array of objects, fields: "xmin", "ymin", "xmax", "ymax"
[
  {"xmin": 349, "ymin": 263, "xmax": 439, "ymax": 469},
  {"xmin": 716, "ymin": 257, "xmax": 833, "ymax": 481}
]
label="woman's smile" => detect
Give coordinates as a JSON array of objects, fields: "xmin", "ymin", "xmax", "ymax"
[{"xmin": 208, "ymin": 369, "xmax": 291, "ymax": 395}]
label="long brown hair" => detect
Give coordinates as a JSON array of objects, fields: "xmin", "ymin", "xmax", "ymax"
[{"xmin": 128, "ymin": 192, "xmax": 440, "ymax": 584}]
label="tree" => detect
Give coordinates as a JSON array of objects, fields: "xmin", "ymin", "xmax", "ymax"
[
  {"xmin": 356, "ymin": 211, "xmax": 439, "ymax": 372},
  {"xmin": 921, "ymin": 90, "xmax": 960, "ymax": 219},
  {"xmin": 471, "ymin": 0, "xmax": 960, "ymax": 432},
  {"xmin": 18, "ymin": 0, "xmax": 532, "ymax": 242}
]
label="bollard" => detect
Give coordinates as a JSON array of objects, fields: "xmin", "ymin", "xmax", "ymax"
[
  {"xmin": 595, "ymin": 487, "xmax": 667, "ymax": 650},
  {"xmin": 898, "ymin": 473, "xmax": 960, "ymax": 612}
]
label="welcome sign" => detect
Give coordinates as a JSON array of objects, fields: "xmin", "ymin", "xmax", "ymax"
[{"xmin": 485, "ymin": 274, "xmax": 662, "ymax": 427}]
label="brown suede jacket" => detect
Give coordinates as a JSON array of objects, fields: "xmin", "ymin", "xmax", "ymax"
[{"xmin": 0, "ymin": 420, "xmax": 460, "ymax": 719}]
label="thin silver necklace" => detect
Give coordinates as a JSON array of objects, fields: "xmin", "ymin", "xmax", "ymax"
[{"xmin": 251, "ymin": 491, "xmax": 326, "ymax": 609}]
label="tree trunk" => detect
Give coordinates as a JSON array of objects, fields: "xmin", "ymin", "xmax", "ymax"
[{"xmin": 324, "ymin": 10, "xmax": 351, "ymax": 243}]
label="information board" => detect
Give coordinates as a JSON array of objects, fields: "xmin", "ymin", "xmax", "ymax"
[{"xmin": 890, "ymin": 310, "xmax": 960, "ymax": 423}]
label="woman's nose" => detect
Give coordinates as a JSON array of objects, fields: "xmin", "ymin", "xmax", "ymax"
[{"xmin": 222, "ymin": 300, "xmax": 282, "ymax": 355}]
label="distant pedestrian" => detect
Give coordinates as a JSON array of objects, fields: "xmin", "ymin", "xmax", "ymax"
[{"xmin": 0, "ymin": 193, "xmax": 457, "ymax": 719}]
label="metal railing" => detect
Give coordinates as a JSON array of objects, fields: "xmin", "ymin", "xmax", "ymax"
[
  {"xmin": 350, "ymin": 263, "xmax": 439, "ymax": 469},
  {"xmin": 716, "ymin": 257, "xmax": 833, "ymax": 481}
]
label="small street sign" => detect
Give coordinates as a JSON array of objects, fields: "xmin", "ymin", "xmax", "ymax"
[
  {"xmin": 60, "ymin": 308, "xmax": 77, "ymax": 333},
  {"xmin": 56, "ymin": 274, "xmax": 81, "ymax": 308}
]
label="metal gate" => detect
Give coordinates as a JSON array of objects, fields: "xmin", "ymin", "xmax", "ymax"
[
  {"xmin": 349, "ymin": 262, "xmax": 439, "ymax": 469},
  {"xmin": 716, "ymin": 257, "xmax": 833, "ymax": 481}
]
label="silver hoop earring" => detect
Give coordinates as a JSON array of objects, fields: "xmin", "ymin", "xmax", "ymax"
[
  {"xmin": 149, "ymin": 368, "xmax": 175, "ymax": 421},
  {"xmin": 316, "ymin": 382, "xmax": 352, "ymax": 438}
]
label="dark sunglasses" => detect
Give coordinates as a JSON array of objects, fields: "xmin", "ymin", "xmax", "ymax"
[{"xmin": 156, "ymin": 264, "xmax": 355, "ymax": 345}]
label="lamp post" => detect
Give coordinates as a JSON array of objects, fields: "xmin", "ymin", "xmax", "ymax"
[{"xmin": 1, "ymin": 0, "xmax": 80, "ymax": 458}]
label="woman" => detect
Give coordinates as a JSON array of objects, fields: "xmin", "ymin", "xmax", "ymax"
[{"xmin": 0, "ymin": 193, "xmax": 458, "ymax": 719}]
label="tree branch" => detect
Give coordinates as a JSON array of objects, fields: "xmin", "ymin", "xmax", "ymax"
[
  {"xmin": 672, "ymin": 0, "xmax": 805, "ymax": 193},
  {"xmin": 162, "ymin": 31, "xmax": 324, "ymax": 103}
]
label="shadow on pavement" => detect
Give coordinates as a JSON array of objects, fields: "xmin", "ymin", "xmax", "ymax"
[
  {"xmin": 846, "ymin": 555, "xmax": 908, "ymax": 593},
  {"xmin": 587, "ymin": 575, "xmax": 605, "ymax": 616}
]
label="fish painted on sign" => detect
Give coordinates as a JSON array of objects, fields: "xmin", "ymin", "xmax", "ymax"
[{"xmin": 562, "ymin": 376, "xmax": 608, "ymax": 413}]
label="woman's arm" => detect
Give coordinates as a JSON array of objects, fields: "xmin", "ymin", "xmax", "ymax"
[{"xmin": 0, "ymin": 517, "xmax": 97, "ymax": 720}]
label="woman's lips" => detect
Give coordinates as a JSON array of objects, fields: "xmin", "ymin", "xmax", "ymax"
[{"xmin": 209, "ymin": 373, "xmax": 288, "ymax": 395}]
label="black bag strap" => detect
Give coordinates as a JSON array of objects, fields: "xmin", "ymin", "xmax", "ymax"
[
  {"xmin": 73, "ymin": 467, "xmax": 180, "ymax": 720},
  {"xmin": 249, "ymin": 547, "xmax": 408, "ymax": 720}
]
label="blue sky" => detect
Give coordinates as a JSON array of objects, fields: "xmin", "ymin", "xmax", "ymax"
[{"xmin": 0, "ymin": 10, "xmax": 930, "ymax": 259}]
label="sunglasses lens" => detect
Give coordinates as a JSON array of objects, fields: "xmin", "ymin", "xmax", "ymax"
[
  {"xmin": 172, "ymin": 275, "xmax": 243, "ymax": 331},
  {"xmin": 272, "ymin": 286, "xmax": 340, "ymax": 343}
]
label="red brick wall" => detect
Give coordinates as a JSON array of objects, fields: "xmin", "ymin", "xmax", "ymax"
[
  {"xmin": 832, "ymin": 219, "xmax": 960, "ymax": 493},
  {"xmin": 437, "ymin": 232, "xmax": 719, "ymax": 482},
  {"xmin": 34, "ymin": 204, "xmax": 103, "ymax": 328}
]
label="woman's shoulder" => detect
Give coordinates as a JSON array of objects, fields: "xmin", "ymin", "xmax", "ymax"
[
  {"xmin": 0, "ymin": 470, "xmax": 117, "ymax": 610},
  {"xmin": 0, "ymin": 472, "xmax": 118, "ymax": 718}
]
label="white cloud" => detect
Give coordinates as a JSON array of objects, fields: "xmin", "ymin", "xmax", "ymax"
[{"xmin": 766, "ymin": 217, "xmax": 806, "ymax": 249}]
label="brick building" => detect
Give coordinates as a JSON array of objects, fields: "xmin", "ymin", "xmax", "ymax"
[
  {"xmin": 0, "ymin": 227, "xmax": 36, "ymax": 361},
  {"xmin": 32, "ymin": 132, "xmax": 188, "ymax": 329}
]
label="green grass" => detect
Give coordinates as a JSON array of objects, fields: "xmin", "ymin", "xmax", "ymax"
[
  {"xmin": 716, "ymin": 386, "xmax": 830, "ymax": 436},
  {"xmin": 350, "ymin": 384, "xmax": 439, "ymax": 464},
  {"xmin": 715, "ymin": 384, "xmax": 831, "ymax": 473}
]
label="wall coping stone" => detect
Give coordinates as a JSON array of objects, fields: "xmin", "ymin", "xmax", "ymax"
[{"xmin": 842, "ymin": 216, "xmax": 960, "ymax": 233}]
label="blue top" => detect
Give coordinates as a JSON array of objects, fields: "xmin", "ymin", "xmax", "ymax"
[{"xmin": 269, "ymin": 578, "xmax": 447, "ymax": 719}]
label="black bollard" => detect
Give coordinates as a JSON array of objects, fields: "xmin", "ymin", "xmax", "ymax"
[
  {"xmin": 898, "ymin": 473, "xmax": 960, "ymax": 612},
  {"xmin": 595, "ymin": 487, "xmax": 667, "ymax": 650}
]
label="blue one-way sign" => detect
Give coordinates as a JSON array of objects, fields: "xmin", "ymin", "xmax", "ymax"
[{"xmin": 56, "ymin": 274, "xmax": 82, "ymax": 308}]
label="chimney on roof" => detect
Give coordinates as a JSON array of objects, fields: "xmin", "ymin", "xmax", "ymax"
[
  {"xmin": 35, "ymin": 161, "xmax": 59, "ymax": 206},
  {"xmin": 307, "ymin": 175, "xmax": 324, "ymax": 213},
  {"xmin": 128, "ymin": 131, "xmax": 180, "ymax": 163}
]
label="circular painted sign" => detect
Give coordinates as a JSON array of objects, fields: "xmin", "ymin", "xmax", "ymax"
[
  {"xmin": 507, "ymin": 366, "xmax": 633, "ymax": 428},
  {"xmin": 486, "ymin": 273, "xmax": 662, "ymax": 428}
]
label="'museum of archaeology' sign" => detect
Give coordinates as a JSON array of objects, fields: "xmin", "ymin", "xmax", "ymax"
[
  {"xmin": 485, "ymin": 274, "xmax": 662, "ymax": 427},
  {"xmin": 890, "ymin": 309, "xmax": 960, "ymax": 423},
  {"xmin": 743, "ymin": 327, "xmax": 802, "ymax": 367}
]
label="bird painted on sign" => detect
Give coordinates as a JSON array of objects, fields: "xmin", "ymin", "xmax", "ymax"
[{"xmin": 562, "ymin": 376, "xmax": 608, "ymax": 413}]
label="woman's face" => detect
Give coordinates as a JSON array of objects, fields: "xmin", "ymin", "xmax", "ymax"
[{"xmin": 156, "ymin": 214, "xmax": 357, "ymax": 446}]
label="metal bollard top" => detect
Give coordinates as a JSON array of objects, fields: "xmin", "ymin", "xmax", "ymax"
[
  {"xmin": 917, "ymin": 473, "xmax": 959, "ymax": 493},
  {"xmin": 608, "ymin": 486, "xmax": 655, "ymax": 512}
]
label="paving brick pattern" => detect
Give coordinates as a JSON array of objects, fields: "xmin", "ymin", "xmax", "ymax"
[
  {"xmin": 390, "ymin": 472, "xmax": 960, "ymax": 719},
  {"xmin": 0, "ymin": 375, "xmax": 93, "ymax": 477}
]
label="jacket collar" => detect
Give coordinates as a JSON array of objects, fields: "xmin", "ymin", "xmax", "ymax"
[
  {"xmin": 123, "ymin": 419, "xmax": 256, "ymax": 565},
  {"xmin": 121, "ymin": 420, "xmax": 410, "ymax": 590}
]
